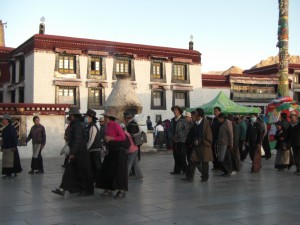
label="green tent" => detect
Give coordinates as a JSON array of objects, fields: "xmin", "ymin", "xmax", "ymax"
[{"xmin": 186, "ymin": 91, "xmax": 260, "ymax": 115}]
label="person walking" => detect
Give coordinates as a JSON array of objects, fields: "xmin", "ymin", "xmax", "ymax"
[
  {"xmin": 121, "ymin": 123, "xmax": 143, "ymax": 180},
  {"xmin": 259, "ymin": 115, "xmax": 271, "ymax": 160},
  {"xmin": 164, "ymin": 119, "xmax": 173, "ymax": 150},
  {"xmin": 52, "ymin": 107, "xmax": 94, "ymax": 196},
  {"xmin": 182, "ymin": 108, "xmax": 213, "ymax": 182},
  {"xmin": 1, "ymin": 114, "xmax": 22, "ymax": 179},
  {"xmin": 274, "ymin": 121, "xmax": 293, "ymax": 171},
  {"xmin": 84, "ymin": 109, "xmax": 102, "ymax": 182},
  {"xmin": 170, "ymin": 105, "xmax": 188, "ymax": 175},
  {"xmin": 155, "ymin": 120, "xmax": 165, "ymax": 149},
  {"xmin": 217, "ymin": 113, "xmax": 234, "ymax": 177},
  {"xmin": 286, "ymin": 111, "xmax": 300, "ymax": 175},
  {"xmin": 124, "ymin": 111, "xmax": 141, "ymax": 160},
  {"xmin": 232, "ymin": 116, "xmax": 241, "ymax": 173},
  {"xmin": 96, "ymin": 111, "xmax": 129, "ymax": 198},
  {"xmin": 239, "ymin": 116, "xmax": 248, "ymax": 161},
  {"xmin": 246, "ymin": 114, "xmax": 264, "ymax": 173},
  {"xmin": 211, "ymin": 106, "xmax": 222, "ymax": 170},
  {"xmin": 26, "ymin": 116, "xmax": 46, "ymax": 174}
]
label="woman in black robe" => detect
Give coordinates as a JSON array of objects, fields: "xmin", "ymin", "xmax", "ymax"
[
  {"xmin": 1, "ymin": 114, "xmax": 22, "ymax": 178},
  {"xmin": 52, "ymin": 107, "xmax": 94, "ymax": 196}
]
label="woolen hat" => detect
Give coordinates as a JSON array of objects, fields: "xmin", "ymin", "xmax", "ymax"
[
  {"xmin": 66, "ymin": 107, "xmax": 81, "ymax": 115},
  {"xmin": 101, "ymin": 110, "xmax": 118, "ymax": 119},
  {"xmin": 123, "ymin": 111, "xmax": 135, "ymax": 119},
  {"xmin": 84, "ymin": 109, "xmax": 98, "ymax": 120},
  {"xmin": 2, "ymin": 114, "xmax": 12, "ymax": 122},
  {"xmin": 184, "ymin": 112, "xmax": 192, "ymax": 118}
]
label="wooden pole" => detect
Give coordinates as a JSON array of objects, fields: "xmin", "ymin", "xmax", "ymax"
[{"xmin": 277, "ymin": 0, "xmax": 289, "ymax": 97}]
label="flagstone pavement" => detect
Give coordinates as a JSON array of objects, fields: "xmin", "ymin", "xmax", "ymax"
[{"xmin": 0, "ymin": 151, "xmax": 300, "ymax": 225}]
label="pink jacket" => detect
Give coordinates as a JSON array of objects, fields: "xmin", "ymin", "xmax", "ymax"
[
  {"xmin": 105, "ymin": 121, "xmax": 126, "ymax": 142},
  {"xmin": 125, "ymin": 131, "xmax": 138, "ymax": 153}
]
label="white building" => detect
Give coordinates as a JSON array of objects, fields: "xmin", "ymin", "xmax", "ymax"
[{"xmin": 0, "ymin": 33, "xmax": 203, "ymax": 123}]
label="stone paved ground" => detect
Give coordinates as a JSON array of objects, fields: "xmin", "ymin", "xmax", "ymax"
[{"xmin": 0, "ymin": 151, "xmax": 300, "ymax": 225}]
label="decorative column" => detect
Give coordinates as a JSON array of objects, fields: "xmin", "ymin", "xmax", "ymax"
[
  {"xmin": 277, "ymin": 0, "xmax": 289, "ymax": 97},
  {"xmin": 0, "ymin": 20, "xmax": 7, "ymax": 47}
]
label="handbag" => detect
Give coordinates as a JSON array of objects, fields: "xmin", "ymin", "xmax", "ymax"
[
  {"xmin": 60, "ymin": 143, "xmax": 70, "ymax": 156},
  {"xmin": 132, "ymin": 131, "xmax": 147, "ymax": 146}
]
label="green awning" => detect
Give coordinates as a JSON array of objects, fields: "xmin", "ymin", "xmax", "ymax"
[{"xmin": 186, "ymin": 91, "xmax": 260, "ymax": 115}]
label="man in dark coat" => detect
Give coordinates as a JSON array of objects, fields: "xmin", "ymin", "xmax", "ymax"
[
  {"xmin": 211, "ymin": 106, "xmax": 222, "ymax": 170},
  {"xmin": 52, "ymin": 107, "xmax": 94, "ymax": 196},
  {"xmin": 182, "ymin": 108, "xmax": 213, "ymax": 182},
  {"xmin": 286, "ymin": 111, "xmax": 300, "ymax": 175},
  {"xmin": 246, "ymin": 114, "xmax": 264, "ymax": 173},
  {"xmin": 170, "ymin": 105, "xmax": 188, "ymax": 175},
  {"xmin": 26, "ymin": 116, "xmax": 46, "ymax": 174}
]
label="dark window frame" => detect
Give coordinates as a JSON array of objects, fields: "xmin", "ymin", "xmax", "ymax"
[
  {"xmin": 55, "ymin": 86, "xmax": 80, "ymax": 107},
  {"xmin": 11, "ymin": 90, "xmax": 15, "ymax": 103},
  {"xmin": 150, "ymin": 60, "xmax": 166, "ymax": 82},
  {"xmin": 11, "ymin": 61, "xmax": 16, "ymax": 83},
  {"xmin": 151, "ymin": 89, "xmax": 166, "ymax": 110},
  {"xmin": 88, "ymin": 57, "xmax": 107, "ymax": 80},
  {"xmin": 171, "ymin": 63, "xmax": 190, "ymax": 84},
  {"xmin": 19, "ymin": 57, "xmax": 25, "ymax": 82},
  {"xmin": 172, "ymin": 90, "xmax": 190, "ymax": 109},
  {"xmin": 58, "ymin": 55, "xmax": 76, "ymax": 74},
  {"xmin": 88, "ymin": 87, "xmax": 105, "ymax": 110},
  {"xmin": 113, "ymin": 56, "xmax": 135, "ymax": 81},
  {"xmin": 19, "ymin": 87, "xmax": 24, "ymax": 103}
]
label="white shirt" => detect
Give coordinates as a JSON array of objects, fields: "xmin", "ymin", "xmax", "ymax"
[
  {"xmin": 87, "ymin": 126, "xmax": 97, "ymax": 150},
  {"xmin": 195, "ymin": 118, "xmax": 203, "ymax": 125},
  {"xmin": 155, "ymin": 124, "xmax": 164, "ymax": 136}
]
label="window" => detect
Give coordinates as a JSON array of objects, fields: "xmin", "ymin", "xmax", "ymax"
[
  {"xmin": 173, "ymin": 64, "xmax": 187, "ymax": 80},
  {"xmin": 151, "ymin": 89, "xmax": 166, "ymax": 110},
  {"xmin": 19, "ymin": 57, "xmax": 25, "ymax": 82},
  {"xmin": 19, "ymin": 87, "xmax": 24, "ymax": 103},
  {"xmin": 11, "ymin": 90, "xmax": 15, "ymax": 103},
  {"xmin": 58, "ymin": 55, "xmax": 75, "ymax": 74},
  {"xmin": 90, "ymin": 58, "xmax": 102, "ymax": 76},
  {"xmin": 151, "ymin": 62, "xmax": 163, "ymax": 80},
  {"xmin": 115, "ymin": 59, "xmax": 130, "ymax": 75},
  {"xmin": 88, "ymin": 88, "xmax": 105, "ymax": 110},
  {"xmin": 113, "ymin": 57, "xmax": 135, "ymax": 80},
  {"xmin": 57, "ymin": 86, "xmax": 77, "ymax": 105},
  {"xmin": 11, "ymin": 62, "xmax": 16, "ymax": 83},
  {"xmin": 173, "ymin": 91, "xmax": 189, "ymax": 108},
  {"xmin": 172, "ymin": 63, "xmax": 190, "ymax": 83},
  {"xmin": 0, "ymin": 91, "xmax": 3, "ymax": 103}
]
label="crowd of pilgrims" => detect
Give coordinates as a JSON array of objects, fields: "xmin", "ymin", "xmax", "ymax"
[
  {"xmin": 1, "ymin": 104, "xmax": 300, "ymax": 198},
  {"xmin": 153, "ymin": 105, "xmax": 299, "ymax": 182}
]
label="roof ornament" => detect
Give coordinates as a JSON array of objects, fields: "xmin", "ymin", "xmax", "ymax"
[
  {"xmin": 39, "ymin": 17, "xmax": 45, "ymax": 34},
  {"xmin": 189, "ymin": 34, "xmax": 194, "ymax": 50}
]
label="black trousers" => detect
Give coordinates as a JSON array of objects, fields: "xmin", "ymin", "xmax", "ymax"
[
  {"xmin": 262, "ymin": 134, "xmax": 271, "ymax": 159},
  {"xmin": 212, "ymin": 142, "xmax": 219, "ymax": 169},
  {"xmin": 293, "ymin": 146, "xmax": 300, "ymax": 172},
  {"xmin": 31, "ymin": 149, "xmax": 44, "ymax": 172},
  {"xmin": 186, "ymin": 161, "xmax": 209, "ymax": 181},
  {"xmin": 220, "ymin": 148, "xmax": 233, "ymax": 175},
  {"xmin": 172, "ymin": 142, "xmax": 187, "ymax": 173}
]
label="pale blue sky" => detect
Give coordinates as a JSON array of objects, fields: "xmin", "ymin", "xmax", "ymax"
[{"xmin": 1, "ymin": 0, "xmax": 299, "ymax": 72}]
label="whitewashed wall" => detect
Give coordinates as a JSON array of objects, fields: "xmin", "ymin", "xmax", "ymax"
[{"xmin": 18, "ymin": 115, "xmax": 66, "ymax": 159}]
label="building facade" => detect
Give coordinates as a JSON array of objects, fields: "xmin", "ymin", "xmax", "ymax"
[{"xmin": 0, "ymin": 34, "xmax": 202, "ymax": 122}]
